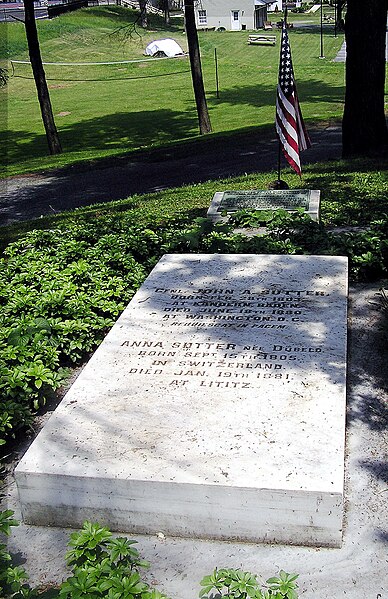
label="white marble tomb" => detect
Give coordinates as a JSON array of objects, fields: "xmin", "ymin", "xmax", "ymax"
[{"xmin": 16, "ymin": 254, "xmax": 348, "ymax": 547}]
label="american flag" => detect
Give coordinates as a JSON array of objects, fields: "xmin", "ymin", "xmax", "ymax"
[{"xmin": 276, "ymin": 20, "xmax": 311, "ymax": 176}]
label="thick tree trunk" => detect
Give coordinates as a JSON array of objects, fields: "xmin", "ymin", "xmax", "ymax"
[
  {"xmin": 342, "ymin": 0, "xmax": 388, "ymax": 157},
  {"xmin": 138, "ymin": 0, "xmax": 148, "ymax": 28},
  {"xmin": 23, "ymin": 0, "xmax": 62, "ymax": 155},
  {"xmin": 164, "ymin": 2, "xmax": 170, "ymax": 26},
  {"xmin": 336, "ymin": 0, "xmax": 346, "ymax": 28},
  {"xmin": 184, "ymin": 0, "xmax": 212, "ymax": 134},
  {"xmin": 0, "ymin": 67, "xmax": 8, "ymax": 87}
]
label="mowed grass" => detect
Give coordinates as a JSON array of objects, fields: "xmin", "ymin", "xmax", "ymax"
[{"xmin": 2, "ymin": 6, "xmax": 347, "ymax": 175}]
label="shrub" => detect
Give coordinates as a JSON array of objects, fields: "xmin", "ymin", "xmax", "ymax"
[
  {"xmin": 0, "ymin": 511, "xmax": 299, "ymax": 599},
  {"xmin": 59, "ymin": 521, "xmax": 170, "ymax": 599},
  {"xmin": 0, "ymin": 514, "xmax": 170, "ymax": 599},
  {"xmin": 199, "ymin": 567, "xmax": 299, "ymax": 599},
  {"xmin": 0, "ymin": 510, "xmax": 35, "ymax": 598},
  {"xmin": 0, "ymin": 223, "xmax": 149, "ymax": 445}
]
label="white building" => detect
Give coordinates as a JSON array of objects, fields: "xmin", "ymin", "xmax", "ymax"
[{"xmin": 194, "ymin": 0, "xmax": 277, "ymax": 31}]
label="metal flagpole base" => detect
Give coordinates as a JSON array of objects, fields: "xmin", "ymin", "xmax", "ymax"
[{"xmin": 268, "ymin": 179, "xmax": 289, "ymax": 190}]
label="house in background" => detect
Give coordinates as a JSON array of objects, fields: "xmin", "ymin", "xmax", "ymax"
[{"xmin": 195, "ymin": 0, "xmax": 277, "ymax": 31}]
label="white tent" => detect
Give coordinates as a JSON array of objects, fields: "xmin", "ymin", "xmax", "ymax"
[{"xmin": 145, "ymin": 38, "xmax": 185, "ymax": 58}]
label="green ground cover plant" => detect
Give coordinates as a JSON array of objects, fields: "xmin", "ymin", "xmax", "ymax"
[
  {"xmin": 0, "ymin": 514, "xmax": 170, "ymax": 598},
  {"xmin": 0, "ymin": 510, "xmax": 34, "ymax": 598},
  {"xmin": 200, "ymin": 567, "xmax": 298, "ymax": 598},
  {"xmin": 0, "ymin": 512, "xmax": 298, "ymax": 599},
  {"xmin": 1, "ymin": 5, "xmax": 347, "ymax": 175},
  {"xmin": 59, "ymin": 521, "xmax": 169, "ymax": 599}
]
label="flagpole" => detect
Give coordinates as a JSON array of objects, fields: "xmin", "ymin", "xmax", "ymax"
[
  {"xmin": 271, "ymin": 5, "xmax": 288, "ymax": 190},
  {"xmin": 273, "ymin": 1, "xmax": 311, "ymax": 185},
  {"xmin": 319, "ymin": 0, "xmax": 325, "ymax": 58},
  {"xmin": 280, "ymin": 3, "xmax": 288, "ymax": 184}
]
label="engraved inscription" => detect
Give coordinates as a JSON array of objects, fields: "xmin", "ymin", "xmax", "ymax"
[
  {"xmin": 218, "ymin": 190, "xmax": 311, "ymax": 213},
  {"xmin": 119, "ymin": 283, "xmax": 328, "ymax": 389}
]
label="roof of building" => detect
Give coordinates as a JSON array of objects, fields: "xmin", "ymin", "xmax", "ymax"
[{"xmin": 255, "ymin": 0, "xmax": 278, "ymax": 6}]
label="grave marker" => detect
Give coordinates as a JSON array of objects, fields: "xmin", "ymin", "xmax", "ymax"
[
  {"xmin": 16, "ymin": 254, "xmax": 347, "ymax": 547},
  {"xmin": 207, "ymin": 189, "xmax": 320, "ymax": 222}
]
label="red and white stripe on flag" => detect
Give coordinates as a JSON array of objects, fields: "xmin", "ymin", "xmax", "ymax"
[{"xmin": 276, "ymin": 21, "xmax": 311, "ymax": 176}]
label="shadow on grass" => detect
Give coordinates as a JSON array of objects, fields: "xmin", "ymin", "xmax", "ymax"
[
  {"xmin": 2, "ymin": 108, "xmax": 198, "ymax": 166},
  {"xmin": 207, "ymin": 78, "xmax": 345, "ymax": 109},
  {"xmin": 2, "ymin": 129, "xmax": 50, "ymax": 167},
  {"xmin": 288, "ymin": 24, "xmax": 339, "ymax": 36},
  {"xmin": 4, "ymin": 68, "xmax": 346, "ymax": 169},
  {"xmin": 86, "ymin": 5, "xmax": 184, "ymax": 33},
  {"xmin": 303, "ymin": 159, "xmax": 388, "ymax": 226},
  {"xmin": 3, "ymin": 71, "xmax": 345, "ymax": 171},
  {"xmin": 59, "ymin": 109, "xmax": 198, "ymax": 152}
]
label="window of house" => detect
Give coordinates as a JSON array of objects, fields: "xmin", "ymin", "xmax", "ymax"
[{"xmin": 198, "ymin": 9, "xmax": 207, "ymax": 24}]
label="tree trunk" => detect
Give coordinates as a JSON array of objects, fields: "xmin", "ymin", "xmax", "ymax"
[
  {"xmin": 138, "ymin": 0, "xmax": 148, "ymax": 28},
  {"xmin": 158, "ymin": 0, "xmax": 170, "ymax": 25},
  {"xmin": 342, "ymin": 0, "xmax": 388, "ymax": 157},
  {"xmin": 184, "ymin": 0, "xmax": 212, "ymax": 134},
  {"xmin": 0, "ymin": 67, "xmax": 8, "ymax": 87},
  {"xmin": 335, "ymin": 0, "xmax": 345, "ymax": 30},
  {"xmin": 164, "ymin": 1, "xmax": 170, "ymax": 26},
  {"xmin": 337, "ymin": 0, "xmax": 346, "ymax": 27},
  {"xmin": 23, "ymin": 0, "xmax": 62, "ymax": 155}
]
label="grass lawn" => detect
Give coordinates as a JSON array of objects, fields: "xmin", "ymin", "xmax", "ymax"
[{"xmin": 1, "ymin": 5, "xmax": 346, "ymax": 176}]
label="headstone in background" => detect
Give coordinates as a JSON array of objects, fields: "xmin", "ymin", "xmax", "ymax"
[{"xmin": 207, "ymin": 189, "xmax": 320, "ymax": 222}]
